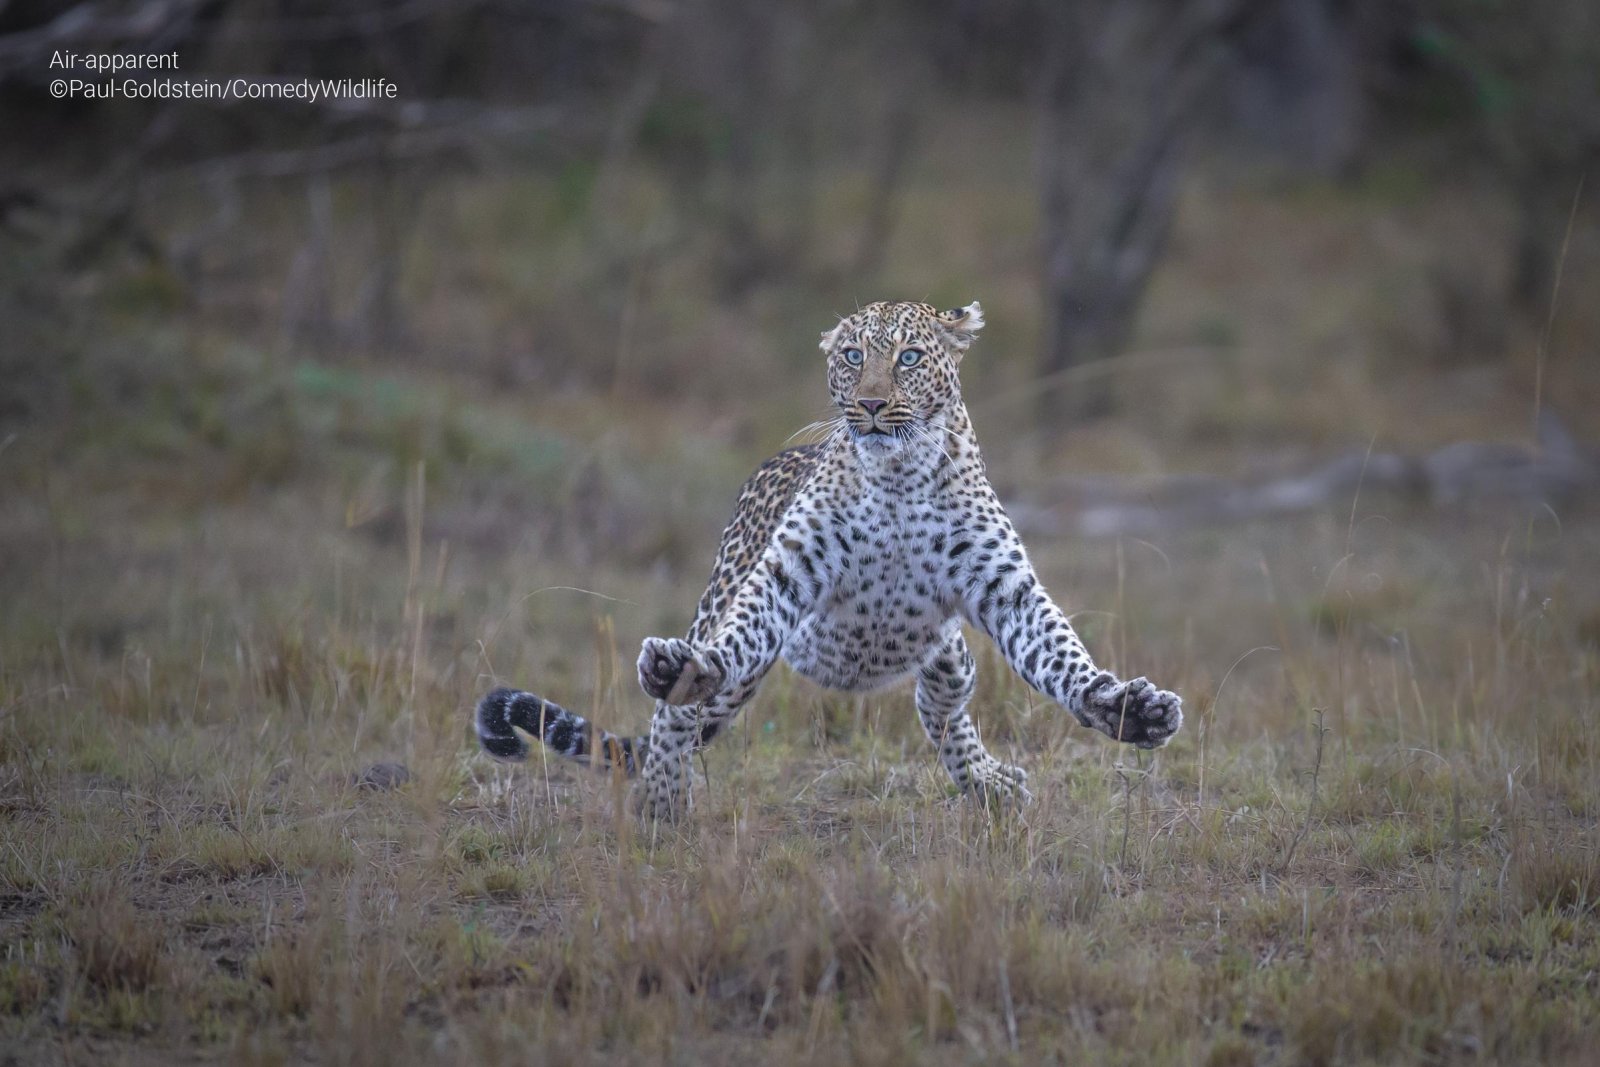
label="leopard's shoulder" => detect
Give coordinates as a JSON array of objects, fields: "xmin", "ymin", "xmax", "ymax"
[{"xmin": 686, "ymin": 443, "xmax": 829, "ymax": 644}]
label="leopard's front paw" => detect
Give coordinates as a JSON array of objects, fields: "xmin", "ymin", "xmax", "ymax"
[
  {"xmin": 968, "ymin": 759, "xmax": 1033, "ymax": 809},
  {"xmin": 637, "ymin": 637, "xmax": 726, "ymax": 705},
  {"xmin": 1080, "ymin": 672, "xmax": 1183, "ymax": 749}
]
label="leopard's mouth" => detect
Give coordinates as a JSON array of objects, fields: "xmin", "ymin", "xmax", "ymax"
[
  {"xmin": 850, "ymin": 426, "xmax": 897, "ymax": 449},
  {"xmin": 849, "ymin": 425, "xmax": 913, "ymax": 459},
  {"xmin": 850, "ymin": 425, "xmax": 905, "ymax": 450}
]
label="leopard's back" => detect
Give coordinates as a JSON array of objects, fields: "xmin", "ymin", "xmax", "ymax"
[{"xmin": 686, "ymin": 444, "xmax": 823, "ymax": 646}]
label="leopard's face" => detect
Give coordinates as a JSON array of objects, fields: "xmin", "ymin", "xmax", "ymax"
[{"xmin": 820, "ymin": 300, "xmax": 984, "ymax": 455}]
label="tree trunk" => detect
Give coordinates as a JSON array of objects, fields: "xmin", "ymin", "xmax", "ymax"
[{"xmin": 1035, "ymin": 0, "xmax": 1255, "ymax": 429}]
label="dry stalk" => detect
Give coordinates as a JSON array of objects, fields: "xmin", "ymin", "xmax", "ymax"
[{"xmin": 1280, "ymin": 709, "xmax": 1328, "ymax": 875}]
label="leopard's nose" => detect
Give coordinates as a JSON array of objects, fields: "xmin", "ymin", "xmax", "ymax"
[{"xmin": 858, "ymin": 398, "xmax": 887, "ymax": 416}]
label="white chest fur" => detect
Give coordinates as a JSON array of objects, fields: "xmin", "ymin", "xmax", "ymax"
[{"xmin": 780, "ymin": 469, "xmax": 957, "ymax": 692}]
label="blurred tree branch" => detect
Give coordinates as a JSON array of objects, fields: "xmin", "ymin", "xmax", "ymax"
[
  {"xmin": 0, "ymin": 0, "xmax": 205, "ymax": 74},
  {"xmin": 1034, "ymin": 0, "xmax": 1261, "ymax": 427}
]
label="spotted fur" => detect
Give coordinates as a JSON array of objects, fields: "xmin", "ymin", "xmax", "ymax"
[{"xmin": 477, "ymin": 300, "xmax": 1183, "ymax": 819}]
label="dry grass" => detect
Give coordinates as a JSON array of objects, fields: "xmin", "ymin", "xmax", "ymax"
[{"xmin": 3, "ymin": 402, "xmax": 1597, "ymax": 1064}]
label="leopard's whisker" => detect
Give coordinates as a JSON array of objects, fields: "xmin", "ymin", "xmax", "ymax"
[{"xmin": 786, "ymin": 415, "xmax": 847, "ymax": 445}]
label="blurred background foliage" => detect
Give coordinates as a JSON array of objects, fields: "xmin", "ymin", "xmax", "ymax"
[{"xmin": 0, "ymin": 0, "xmax": 1596, "ymax": 560}]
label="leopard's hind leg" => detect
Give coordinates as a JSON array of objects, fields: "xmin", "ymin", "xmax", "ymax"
[{"xmin": 916, "ymin": 624, "xmax": 1031, "ymax": 807}]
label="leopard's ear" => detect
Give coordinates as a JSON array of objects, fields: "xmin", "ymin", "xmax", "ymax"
[
  {"xmin": 819, "ymin": 317, "xmax": 849, "ymax": 354},
  {"xmin": 936, "ymin": 301, "xmax": 984, "ymax": 362}
]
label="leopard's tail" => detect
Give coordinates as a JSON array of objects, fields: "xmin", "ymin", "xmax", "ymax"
[{"xmin": 475, "ymin": 687, "xmax": 645, "ymax": 775}]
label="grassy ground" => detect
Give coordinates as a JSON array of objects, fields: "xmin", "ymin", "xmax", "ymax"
[
  {"xmin": 3, "ymin": 454, "xmax": 1600, "ymax": 1067},
  {"xmin": 2, "ymin": 132, "xmax": 1599, "ymax": 1062},
  {"xmin": 4, "ymin": 371, "xmax": 1598, "ymax": 1064}
]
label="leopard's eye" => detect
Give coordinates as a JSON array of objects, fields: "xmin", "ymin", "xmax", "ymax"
[
  {"xmin": 897, "ymin": 348, "xmax": 925, "ymax": 368},
  {"xmin": 841, "ymin": 347, "xmax": 864, "ymax": 367}
]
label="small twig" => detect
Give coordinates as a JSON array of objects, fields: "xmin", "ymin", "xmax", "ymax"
[
  {"xmin": 1449, "ymin": 769, "xmax": 1464, "ymax": 951},
  {"xmin": 998, "ymin": 957, "xmax": 1019, "ymax": 1053},
  {"xmin": 1202, "ymin": 645, "xmax": 1279, "ymax": 809},
  {"xmin": 1280, "ymin": 709, "xmax": 1327, "ymax": 874},
  {"xmin": 1116, "ymin": 761, "xmax": 1134, "ymax": 869},
  {"xmin": 972, "ymin": 344, "xmax": 1223, "ymax": 420},
  {"xmin": 1533, "ymin": 175, "xmax": 1584, "ymax": 442}
]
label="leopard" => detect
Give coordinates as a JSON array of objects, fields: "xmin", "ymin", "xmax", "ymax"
[{"xmin": 476, "ymin": 300, "xmax": 1183, "ymax": 819}]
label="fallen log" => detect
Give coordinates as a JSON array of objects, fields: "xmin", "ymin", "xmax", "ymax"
[{"xmin": 1011, "ymin": 413, "xmax": 1597, "ymax": 538}]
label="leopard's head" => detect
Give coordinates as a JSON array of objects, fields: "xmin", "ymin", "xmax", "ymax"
[{"xmin": 819, "ymin": 300, "xmax": 984, "ymax": 454}]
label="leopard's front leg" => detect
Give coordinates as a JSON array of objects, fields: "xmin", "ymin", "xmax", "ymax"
[
  {"xmin": 634, "ymin": 547, "xmax": 821, "ymax": 821},
  {"xmin": 958, "ymin": 527, "xmax": 1183, "ymax": 750}
]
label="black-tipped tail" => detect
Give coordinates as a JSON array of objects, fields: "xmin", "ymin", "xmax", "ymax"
[
  {"xmin": 476, "ymin": 687, "xmax": 537, "ymax": 760},
  {"xmin": 475, "ymin": 687, "xmax": 644, "ymax": 774}
]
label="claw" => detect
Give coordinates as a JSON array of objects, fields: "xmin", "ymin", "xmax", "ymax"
[
  {"xmin": 665, "ymin": 662, "xmax": 706, "ymax": 706},
  {"xmin": 638, "ymin": 637, "xmax": 724, "ymax": 704}
]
